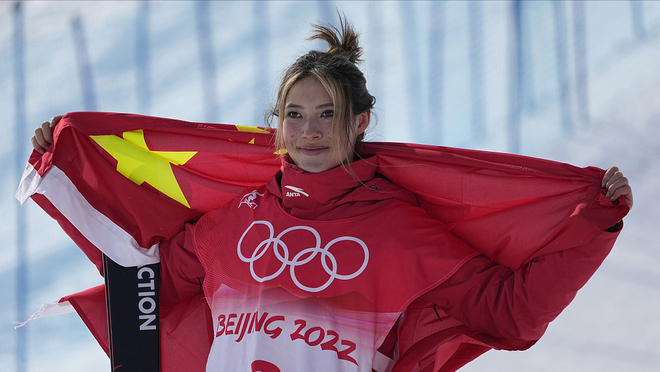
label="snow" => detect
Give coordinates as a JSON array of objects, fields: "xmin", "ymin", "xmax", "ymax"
[{"xmin": 1, "ymin": 1, "xmax": 658, "ymax": 371}]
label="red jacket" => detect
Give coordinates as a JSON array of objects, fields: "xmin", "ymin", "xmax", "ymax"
[{"xmin": 158, "ymin": 158, "xmax": 621, "ymax": 372}]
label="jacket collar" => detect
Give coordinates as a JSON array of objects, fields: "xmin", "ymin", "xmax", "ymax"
[{"xmin": 267, "ymin": 156, "xmax": 413, "ymax": 219}]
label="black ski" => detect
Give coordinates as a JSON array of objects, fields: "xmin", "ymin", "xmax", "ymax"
[{"xmin": 103, "ymin": 255, "xmax": 160, "ymax": 372}]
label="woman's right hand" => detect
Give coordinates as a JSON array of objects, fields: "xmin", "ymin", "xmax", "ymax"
[{"xmin": 31, "ymin": 115, "xmax": 63, "ymax": 154}]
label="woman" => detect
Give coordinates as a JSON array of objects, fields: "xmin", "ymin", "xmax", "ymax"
[{"xmin": 32, "ymin": 17, "xmax": 632, "ymax": 372}]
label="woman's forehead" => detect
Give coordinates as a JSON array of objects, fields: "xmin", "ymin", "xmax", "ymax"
[{"xmin": 285, "ymin": 76, "xmax": 333, "ymax": 107}]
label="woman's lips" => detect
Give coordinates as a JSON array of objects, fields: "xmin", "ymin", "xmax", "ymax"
[{"xmin": 299, "ymin": 147, "xmax": 328, "ymax": 156}]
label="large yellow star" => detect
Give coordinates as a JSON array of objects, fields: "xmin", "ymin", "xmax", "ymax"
[{"xmin": 91, "ymin": 130, "xmax": 197, "ymax": 208}]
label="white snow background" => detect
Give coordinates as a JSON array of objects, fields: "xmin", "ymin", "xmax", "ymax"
[{"xmin": 0, "ymin": 1, "xmax": 658, "ymax": 371}]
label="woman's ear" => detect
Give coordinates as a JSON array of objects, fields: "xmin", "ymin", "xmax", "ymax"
[{"xmin": 355, "ymin": 110, "xmax": 370, "ymax": 135}]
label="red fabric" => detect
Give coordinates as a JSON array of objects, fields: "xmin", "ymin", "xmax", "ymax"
[
  {"xmin": 389, "ymin": 227, "xmax": 621, "ymax": 372},
  {"xmin": 63, "ymin": 287, "xmax": 213, "ymax": 372},
  {"xmin": 194, "ymin": 160, "xmax": 477, "ymax": 310},
  {"xmin": 31, "ymin": 193, "xmax": 104, "ymax": 274},
  {"xmin": 270, "ymin": 159, "xmax": 419, "ymax": 220},
  {"xmin": 191, "ymin": 161, "xmax": 479, "ymax": 370},
  {"xmin": 22, "ymin": 112, "xmax": 629, "ymax": 372},
  {"xmin": 27, "ymin": 112, "xmax": 628, "ymax": 269},
  {"xmin": 426, "ymin": 230, "xmax": 620, "ymax": 342},
  {"xmin": 62, "ymin": 285, "xmax": 109, "ymax": 354},
  {"xmin": 368, "ymin": 143, "xmax": 625, "ymax": 270}
]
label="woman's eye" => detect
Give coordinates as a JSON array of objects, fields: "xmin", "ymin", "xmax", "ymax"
[
  {"xmin": 286, "ymin": 111, "xmax": 301, "ymax": 118},
  {"xmin": 321, "ymin": 110, "xmax": 334, "ymax": 118}
]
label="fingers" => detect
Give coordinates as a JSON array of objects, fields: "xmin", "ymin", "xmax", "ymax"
[
  {"xmin": 602, "ymin": 166, "xmax": 633, "ymax": 210},
  {"xmin": 41, "ymin": 120, "xmax": 54, "ymax": 143},
  {"xmin": 30, "ymin": 135, "xmax": 45, "ymax": 154},
  {"xmin": 31, "ymin": 115, "xmax": 63, "ymax": 154},
  {"xmin": 609, "ymin": 184, "xmax": 632, "ymax": 205},
  {"xmin": 51, "ymin": 115, "xmax": 63, "ymax": 128},
  {"xmin": 605, "ymin": 175, "xmax": 627, "ymax": 198},
  {"xmin": 32, "ymin": 122, "xmax": 52, "ymax": 154},
  {"xmin": 601, "ymin": 166, "xmax": 619, "ymax": 188}
]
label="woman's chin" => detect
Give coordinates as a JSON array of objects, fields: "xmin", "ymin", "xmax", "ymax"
[
  {"xmin": 294, "ymin": 159, "xmax": 341, "ymax": 173},
  {"xmin": 298, "ymin": 163, "xmax": 333, "ymax": 173}
]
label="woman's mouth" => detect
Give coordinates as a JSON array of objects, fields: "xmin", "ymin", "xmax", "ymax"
[{"xmin": 299, "ymin": 146, "xmax": 328, "ymax": 156}]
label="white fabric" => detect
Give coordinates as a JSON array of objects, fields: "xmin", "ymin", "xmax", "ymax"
[
  {"xmin": 14, "ymin": 300, "xmax": 75, "ymax": 328},
  {"xmin": 372, "ymin": 351, "xmax": 394, "ymax": 372},
  {"xmin": 206, "ymin": 284, "xmax": 399, "ymax": 372},
  {"xmin": 15, "ymin": 161, "xmax": 42, "ymax": 204},
  {"xmin": 15, "ymin": 163, "xmax": 160, "ymax": 266}
]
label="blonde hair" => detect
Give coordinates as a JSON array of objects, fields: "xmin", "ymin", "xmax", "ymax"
[{"xmin": 267, "ymin": 15, "xmax": 375, "ymax": 160}]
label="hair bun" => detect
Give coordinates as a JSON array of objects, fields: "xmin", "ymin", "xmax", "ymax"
[{"xmin": 309, "ymin": 14, "xmax": 363, "ymax": 63}]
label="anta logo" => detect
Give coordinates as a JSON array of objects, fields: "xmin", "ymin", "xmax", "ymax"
[{"xmin": 284, "ymin": 185, "xmax": 309, "ymax": 198}]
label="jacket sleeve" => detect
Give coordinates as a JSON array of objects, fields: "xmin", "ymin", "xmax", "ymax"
[
  {"xmin": 421, "ymin": 224, "xmax": 622, "ymax": 341},
  {"xmin": 158, "ymin": 222, "xmax": 207, "ymax": 303}
]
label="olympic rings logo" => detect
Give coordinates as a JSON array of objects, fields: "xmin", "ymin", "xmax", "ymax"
[{"xmin": 237, "ymin": 220, "xmax": 369, "ymax": 292}]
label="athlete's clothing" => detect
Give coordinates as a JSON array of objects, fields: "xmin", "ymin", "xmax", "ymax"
[{"xmin": 159, "ymin": 157, "xmax": 621, "ymax": 372}]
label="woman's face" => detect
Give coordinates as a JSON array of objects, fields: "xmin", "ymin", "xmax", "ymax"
[{"xmin": 282, "ymin": 76, "xmax": 369, "ymax": 173}]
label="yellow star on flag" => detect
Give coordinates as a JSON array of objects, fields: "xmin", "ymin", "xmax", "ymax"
[
  {"xmin": 234, "ymin": 125, "xmax": 287, "ymax": 154},
  {"xmin": 235, "ymin": 124, "xmax": 270, "ymax": 134},
  {"xmin": 235, "ymin": 125, "xmax": 270, "ymax": 145},
  {"xmin": 91, "ymin": 130, "xmax": 197, "ymax": 208}
]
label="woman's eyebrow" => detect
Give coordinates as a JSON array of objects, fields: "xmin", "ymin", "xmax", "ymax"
[{"xmin": 285, "ymin": 102, "xmax": 334, "ymax": 109}]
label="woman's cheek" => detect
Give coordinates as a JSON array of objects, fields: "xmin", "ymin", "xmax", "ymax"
[{"xmin": 281, "ymin": 124, "xmax": 297, "ymax": 146}]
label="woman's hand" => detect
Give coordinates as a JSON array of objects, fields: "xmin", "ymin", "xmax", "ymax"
[
  {"xmin": 31, "ymin": 115, "xmax": 62, "ymax": 154},
  {"xmin": 602, "ymin": 166, "xmax": 633, "ymax": 210}
]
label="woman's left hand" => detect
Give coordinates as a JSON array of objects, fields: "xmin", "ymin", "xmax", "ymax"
[{"xmin": 602, "ymin": 166, "xmax": 633, "ymax": 210}]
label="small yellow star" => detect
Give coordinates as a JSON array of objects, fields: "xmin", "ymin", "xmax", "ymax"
[{"xmin": 234, "ymin": 124, "xmax": 286, "ymax": 154}]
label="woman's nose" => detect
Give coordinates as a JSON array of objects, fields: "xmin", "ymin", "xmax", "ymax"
[{"xmin": 301, "ymin": 118, "xmax": 322, "ymax": 139}]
